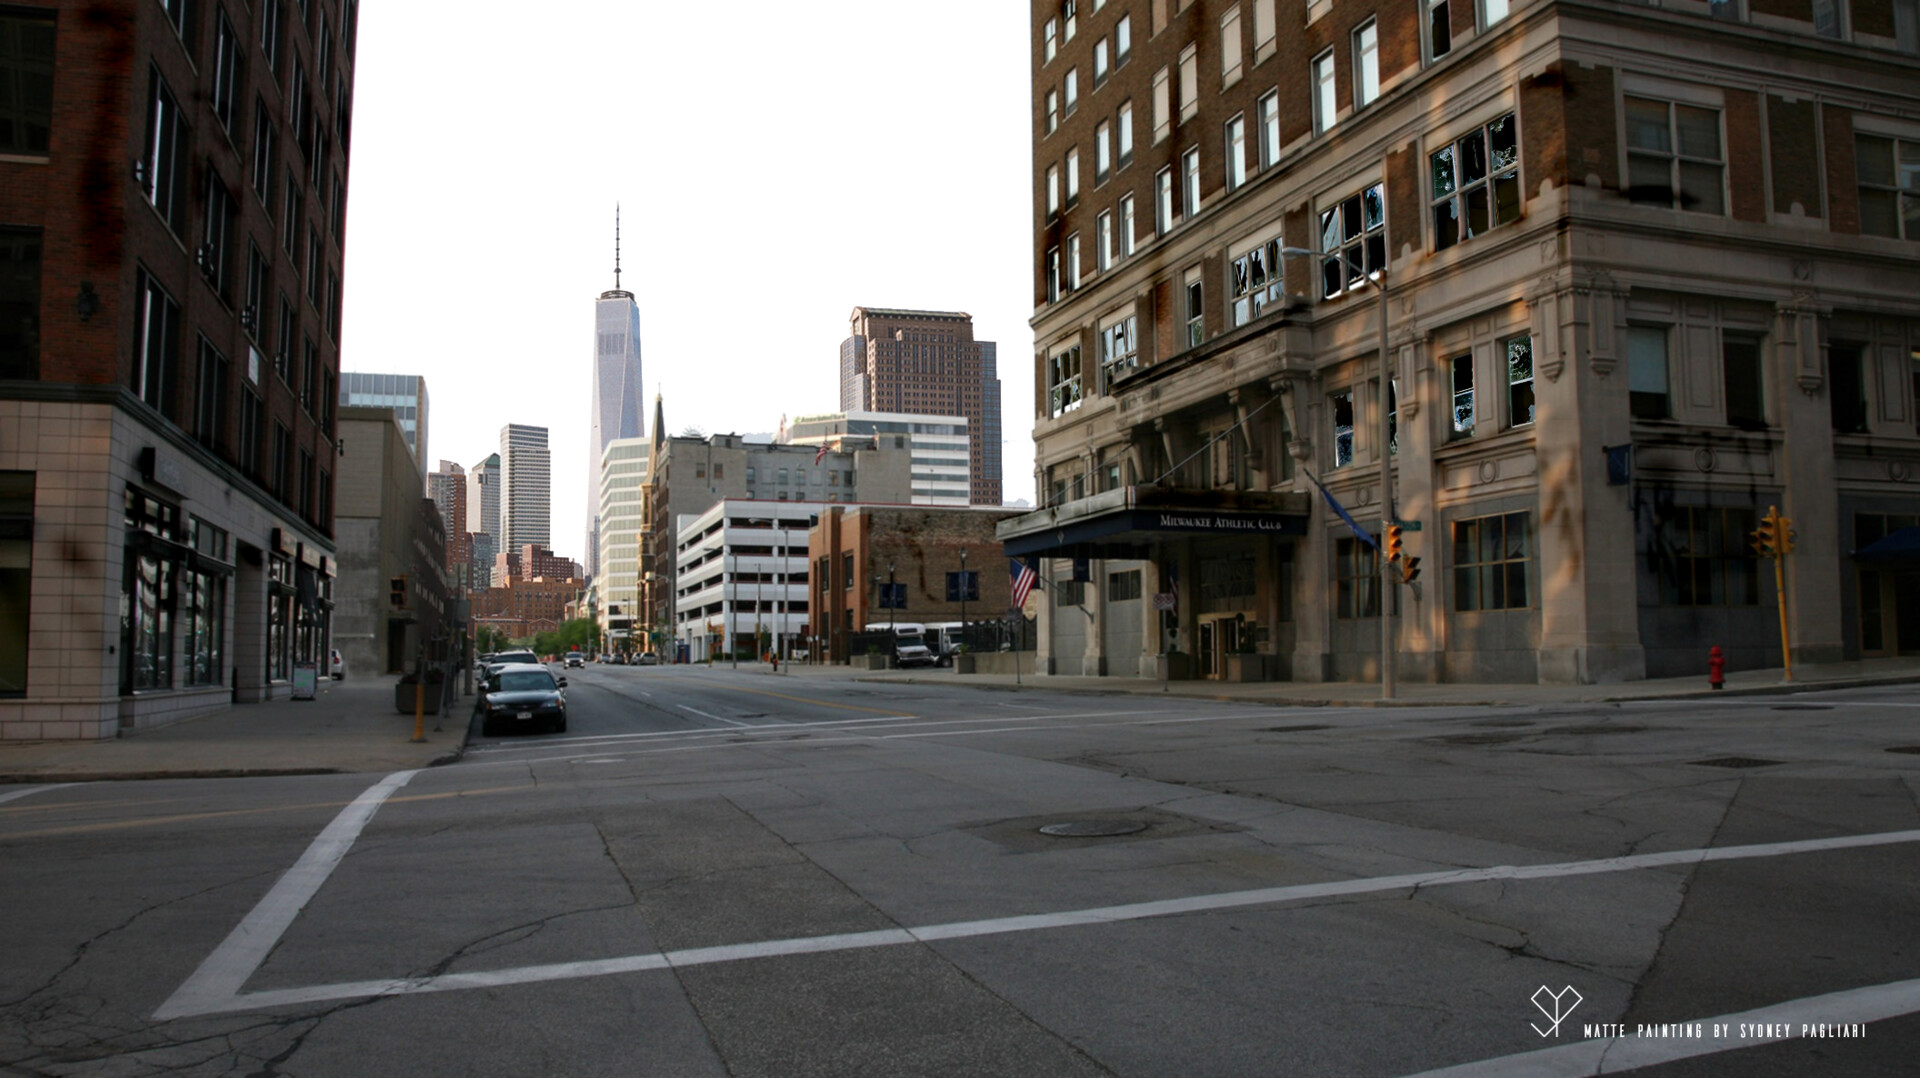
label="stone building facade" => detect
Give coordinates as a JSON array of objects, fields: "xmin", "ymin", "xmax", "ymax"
[
  {"xmin": 1005, "ymin": 0, "xmax": 1920, "ymax": 684},
  {"xmin": 808, "ymin": 505, "xmax": 1023, "ymax": 663},
  {"xmin": 334, "ymin": 407, "xmax": 451, "ymax": 676}
]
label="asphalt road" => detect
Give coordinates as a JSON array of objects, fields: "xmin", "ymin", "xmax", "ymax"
[{"xmin": 3, "ymin": 665, "xmax": 1917, "ymax": 1076}]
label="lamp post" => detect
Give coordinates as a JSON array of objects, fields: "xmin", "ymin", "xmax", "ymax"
[
  {"xmin": 729, "ymin": 547, "xmax": 738, "ymax": 671},
  {"xmin": 1283, "ymin": 243, "xmax": 1394, "ymax": 700},
  {"xmin": 958, "ymin": 547, "xmax": 969, "ymax": 659},
  {"xmin": 888, "ymin": 560, "xmax": 897, "ymax": 637}
]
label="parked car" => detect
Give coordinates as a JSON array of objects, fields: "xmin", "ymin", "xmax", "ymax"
[
  {"xmin": 895, "ymin": 642, "xmax": 936, "ymax": 668},
  {"xmin": 484, "ymin": 649, "xmax": 540, "ymax": 679},
  {"xmin": 636, "ymin": 652, "xmax": 658, "ymax": 666},
  {"xmin": 329, "ymin": 649, "xmax": 345, "ymax": 680},
  {"xmin": 473, "ymin": 663, "xmax": 567, "ymax": 736},
  {"xmin": 565, "ymin": 653, "xmax": 584, "ymax": 668}
]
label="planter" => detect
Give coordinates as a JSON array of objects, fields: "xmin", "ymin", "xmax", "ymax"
[
  {"xmin": 1224, "ymin": 653, "xmax": 1268, "ymax": 683},
  {"xmin": 394, "ymin": 679, "xmax": 443, "ymax": 715},
  {"xmin": 1156, "ymin": 651, "xmax": 1195, "ymax": 681},
  {"xmin": 860, "ymin": 653, "xmax": 893, "ymax": 671},
  {"xmin": 953, "ymin": 653, "xmax": 978, "ymax": 674}
]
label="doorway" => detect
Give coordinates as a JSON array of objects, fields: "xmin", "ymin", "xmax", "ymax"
[{"xmin": 1860, "ymin": 570, "xmax": 1920, "ymax": 656}]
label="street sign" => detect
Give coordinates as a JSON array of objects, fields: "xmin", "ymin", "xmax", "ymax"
[{"xmin": 1152, "ymin": 592, "xmax": 1176, "ymax": 611}]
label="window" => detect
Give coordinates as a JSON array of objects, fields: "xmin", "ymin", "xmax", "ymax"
[
  {"xmin": 1099, "ymin": 315, "xmax": 1138, "ymax": 389},
  {"xmin": 194, "ymin": 337, "xmax": 228, "ymax": 451},
  {"xmin": 244, "ymin": 241, "xmax": 268, "ymax": 341},
  {"xmin": 1312, "ymin": 51, "xmax": 1337, "ymax": 134},
  {"xmin": 1046, "ymin": 164, "xmax": 1060, "ymax": 219},
  {"xmin": 0, "ymin": 10, "xmax": 55, "ymax": 156},
  {"xmin": 843, "ymin": 552, "xmax": 854, "ymax": 590},
  {"xmin": 1654, "ymin": 506, "xmax": 1758, "ymax": 606},
  {"xmin": 1046, "ymin": 89, "xmax": 1059, "ymax": 134},
  {"xmin": 297, "ymin": 447, "xmax": 314, "ymax": 519},
  {"xmin": 1044, "ymin": 17, "xmax": 1058, "ymax": 63},
  {"xmin": 1625, "ymin": 97, "xmax": 1724, "ymax": 214},
  {"xmin": 1427, "ymin": 0, "xmax": 1453, "ymax": 60},
  {"xmin": 1231, "ymin": 239, "xmax": 1284, "ymax": 326},
  {"xmin": 272, "ymin": 422, "xmax": 292, "ymax": 502},
  {"xmin": 1449, "ymin": 354, "xmax": 1475, "ymax": 436},
  {"xmin": 1118, "ymin": 194, "xmax": 1136, "ymax": 256},
  {"xmin": 1913, "ymin": 348, "xmax": 1920, "ymax": 435},
  {"xmin": 276, "ymin": 293, "xmax": 295, "ymax": 379},
  {"xmin": 1064, "ymin": 67, "xmax": 1078, "ymax": 117},
  {"xmin": 143, "ymin": 70, "xmax": 188, "ymax": 234},
  {"xmin": 1185, "ymin": 277, "xmax": 1204, "ymax": 347},
  {"xmin": 134, "ymin": 272, "xmax": 181, "ymax": 416},
  {"xmin": 1830, "ymin": 343, "xmax": 1869, "ymax": 433},
  {"xmin": 211, "ymin": 10, "xmax": 242, "ymax": 134},
  {"xmin": 0, "ymin": 472, "xmax": 31, "ymax": 696},
  {"xmin": 1453, "ymin": 512, "xmax": 1531, "ymax": 611},
  {"xmin": 1156, "ymin": 167, "xmax": 1175, "ymax": 233},
  {"xmin": 1505, "ymin": 335, "xmax": 1535, "ymax": 427},
  {"xmin": 1353, "ymin": 20, "xmax": 1379, "ymax": 108},
  {"xmin": 948, "ymin": 570, "xmax": 981, "ymax": 602},
  {"xmin": 0, "ymin": 226, "xmax": 40, "ymax": 380},
  {"xmin": 1431, "ymin": 113, "xmax": 1521, "ymax": 250},
  {"xmin": 201, "ymin": 176, "xmax": 235, "ymax": 300},
  {"xmin": 1855, "ymin": 135, "xmax": 1920, "ymax": 240},
  {"xmin": 1152, "ymin": 67, "xmax": 1171, "ymax": 143},
  {"xmin": 291, "ymin": 58, "xmax": 311, "ymax": 161},
  {"xmin": 1482, "ymin": 0, "xmax": 1510, "ymax": 26},
  {"xmin": 261, "ymin": 0, "xmax": 282, "ymax": 73},
  {"xmin": 1066, "ymin": 151, "xmax": 1080, "ymax": 207},
  {"xmin": 307, "ymin": 225, "xmax": 322, "ymax": 305},
  {"xmin": 1115, "ymin": 14, "xmax": 1132, "ymax": 65},
  {"xmin": 1811, "ymin": 0, "xmax": 1841, "ymax": 37},
  {"xmin": 1255, "ymin": 0, "xmax": 1277, "ymax": 52},
  {"xmin": 238, "ymin": 388, "xmax": 262, "ymax": 477},
  {"xmin": 1178, "ymin": 44, "xmax": 1198, "ymax": 121},
  {"xmin": 1221, "ymin": 8, "xmax": 1243, "ymax": 86},
  {"xmin": 1048, "ymin": 345, "xmax": 1084, "ymax": 416},
  {"xmin": 1063, "ymin": 0, "xmax": 1077, "ymax": 40},
  {"xmin": 250, "ymin": 102, "xmax": 277, "ymax": 205},
  {"xmin": 1097, "ymin": 210, "xmax": 1114, "ymax": 270},
  {"xmin": 1182, "ymin": 146, "xmax": 1202, "ymax": 216},
  {"xmin": 1258, "ymin": 91, "xmax": 1280, "ymax": 169},
  {"xmin": 158, "ymin": 0, "xmax": 193, "ymax": 45},
  {"xmin": 1225, "ymin": 115, "xmax": 1247, "ymax": 191},
  {"xmin": 1066, "ymin": 232, "xmax": 1081, "ymax": 290},
  {"xmin": 1108, "ymin": 569, "xmax": 1142, "ymax": 602},
  {"xmin": 1320, "ymin": 183, "xmax": 1386, "ymax": 298},
  {"xmin": 1722, "ymin": 336, "xmax": 1766, "ymax": 428},
  {"xmin": 1336, "ymin": 536, "xmax": 1379, "ymax": 618},
  {"xmin": 1331, "ymin": 389, "xmax": 1356, "ymax": 467},
  {"xmin": 1094, "ymin": 36, "xmax": 1110, "ymax": 86},
  {"xmin": 1095, "ymin": 121, "xmax": 1111, "ymax": 183},
  {"xmin": 1046, "ymin": 247, "xmax": 1061, "ymax": 302},
  {"xmin": 1118, "ymin": 101, "xmax": 1134, "ymax": 165},
  {"xmin": 127, "ymin": 545, "xmax": 175, "ymax": 691},
  {"xmin": 283, "ymin": 178, "xmax": 303, "ymax": 259},
  {"xmin": 1627, "ymin": 326, "xmax": 1671, "ymax": 419},
  {"xmin": 300, "ymin": 335, "xmax": 318, "ymax": 412}
]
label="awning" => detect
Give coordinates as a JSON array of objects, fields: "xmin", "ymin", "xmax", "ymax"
[
  {"xmin": 1853, "ymin": 526, "xmax": 1920, "ymax": 566},
  {"xmin": 998, "ymin": 486, "xmax": 1311, "ymax": 559}
]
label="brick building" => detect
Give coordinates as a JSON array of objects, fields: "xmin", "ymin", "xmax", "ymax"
[
  {"xmin": 1004, "ymin": 0, "xmax": 1920, "ymax": 684},
  {"xmin": 0, "ymin": 0, "xmax": 357, "ymax": 737},
  {"xmin": 808, "ymin": 505, "xmax": 1023, "ymax": 663},
  {"xmin": 492, "ymin": 543, "xmax": 580, "ymax": 586},
  {"xmin": 427, "ymin": 460, "xmax": 472, "ymax": 591},
  {"xmin": 470, "ymin": 577, "xmax": 584, "ymax": 642},
  {"xmin": 840, "ymin": 308, "xmax": 1005, "ymax": 506}
]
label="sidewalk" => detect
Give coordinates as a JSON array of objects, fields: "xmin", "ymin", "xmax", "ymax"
[
  {"xmin": 757, "ymin": 653, "xmax": 1920, "ymax": 707},
  {"xmin": 0, "ymin": 675, "xmax": 473, "ymax": 783}
]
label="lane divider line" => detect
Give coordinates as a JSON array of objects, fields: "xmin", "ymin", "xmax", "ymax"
[
  {"xmin": 153, "ymin": 769, "xmax": 420, "ymax": 1021},
  {"xmin": 676, "ymin": 705, "xmax": 751, "ymax": 728},
  {"xmin": 0, "ymin": 783, "xmax": 77, "ymax": 806},
  {"xmin": 157, "ymin": 825, "xmax": 1920, "ymax": 1018}
]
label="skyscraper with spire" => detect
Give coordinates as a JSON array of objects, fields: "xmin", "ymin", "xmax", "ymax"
[{"xmin": 588, "ymin": 208, "xmax": 645, "ymax": 580}]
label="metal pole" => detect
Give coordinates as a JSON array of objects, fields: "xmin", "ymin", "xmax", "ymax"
[
  {"xmin": 888, "ymin": 561, "xmax": 896, "ymax": 636},
  {"xmin": 729, "ymin": 549, "xmax": 737, "ymax": 671},
  {"xmin": 1377, "ymin": 268, "xmax": 1395, "ymax": 701},
  {"xmin": 959, "ymin": 547, "xmax": 968, "ymax": 661}
]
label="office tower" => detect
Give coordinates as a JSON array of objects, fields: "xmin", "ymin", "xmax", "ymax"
[
  {"xmin": 338, "ymin": 373, "xmax": 429, "ymax": 476},
  {"xmin": 0, "ymin": 0, "xmax": 362, "ymax": 737},
  {"xmin": 841, "ymin": 308, "xmax": 1002, "ymax": 505},
  {"xmin": 596, "ymin": 437, "xmax": 650, "ymax": 651},
  {"xmin": 587, "ymin": 214, "xmax": 644, "ymax": 579},
  {"xmin": 465, "ymin": 453, "xmax": 500, "ymax": 587},
  {"xmin": 1007, "ymin": 0, "xmax": 1920, "ymax": 685},
  {"xmin": 785, "ymin": 411, "xmax": 971, "ymax": 506},
  {"xmin": 499, "ymin": 424, "xmax": 551, "ymax": 554},
  {"xmin": 427, "ymin": 461, "xmax": 472, "ymax": 590}
]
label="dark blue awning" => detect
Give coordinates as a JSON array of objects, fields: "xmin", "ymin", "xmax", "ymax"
[{"xmin": 1853, "ymin": 526, "xmax": 1920, "ymax": 565}]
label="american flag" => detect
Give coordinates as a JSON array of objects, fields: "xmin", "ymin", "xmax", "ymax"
[
  {"xmin": 814, "ymin": 443, "xmax": 828, "ymax": 465},
  {"xmin": 1009, "ymin": 558, "xmax": 1037, "ymax": 611}
]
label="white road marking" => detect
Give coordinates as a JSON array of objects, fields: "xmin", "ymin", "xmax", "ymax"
[
  {"xmin": 0, "ymin": 783, "xmax": 77, "ymax": 806},
  {"xmin": 156, "ymin": 825, "xmax": 1920, "ymax": 1017},
  {"xmin": 1400, "ymin": 976, "xmax": 1920, "ymax": 1076},
  {"xmin": 153, "ymin": 769, "xmax": 419, "ymax": 1021},
  {"xmin": 676, "ymin": 705, "xmax": 751, "ymax": 727}
]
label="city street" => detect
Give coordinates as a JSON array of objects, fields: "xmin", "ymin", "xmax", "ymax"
[{"xmin": 3, "ymin": 666, "xmax": 1917, "ymax": 1076}]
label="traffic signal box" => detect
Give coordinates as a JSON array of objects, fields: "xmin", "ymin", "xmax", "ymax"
[
  {"xmin": 388, "ymin": 575, "xmax": 408, "ymax": 608},
  {"xmin": 1385, "ymin": 524, "xmax": 1421, "ymax": 584},
  {"xmin": 1751, "ymin": 507, "xmax": 1797, "ymax": 557}
]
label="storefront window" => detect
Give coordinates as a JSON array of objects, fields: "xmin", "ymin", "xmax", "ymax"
[
  {"xmin": 268, "ymin": 555, "xmax": 294, "ymax": 681},
  {"xmin": 129, "ymin": 553, "xmax": 174, "ymax": 690},
  {"xmin": 0, "ymin": 472, "xmax": 32, "ymax": 696}
]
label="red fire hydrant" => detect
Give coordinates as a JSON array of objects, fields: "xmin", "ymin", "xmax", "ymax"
[{"xmin": 1708, "ymin": 646, "xmax": 1726, "ymax": 690}]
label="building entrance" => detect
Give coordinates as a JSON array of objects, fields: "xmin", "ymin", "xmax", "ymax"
[
  {"xmin": 1859, "ymin": 570, "xmax": 1920, "ymax": 656},
  {"xmin": 1197, "ymin": 615, "xmax": 1249, "ymax": 679}
]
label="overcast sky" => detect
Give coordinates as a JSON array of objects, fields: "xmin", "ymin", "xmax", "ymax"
[{"xmin": 339, "ymin": 2, "xmax": 1038, "ymax": 562}]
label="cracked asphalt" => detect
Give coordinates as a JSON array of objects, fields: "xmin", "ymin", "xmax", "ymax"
[{"xmin": 2, "ymin": 665, "xmax": 1916, "ymax": 1076}]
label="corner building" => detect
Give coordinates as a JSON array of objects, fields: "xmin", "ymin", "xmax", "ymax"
[
  {"xmin": 1006, "ymin": 0, "xmax": 1920, "ymax": 684},
  {"xmin": 0, "ymin": 0, "xmax": 357, "ymax": 736}
]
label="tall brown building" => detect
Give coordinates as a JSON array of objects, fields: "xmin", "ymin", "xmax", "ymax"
[
  {"xmin": 0, "ymin": 1, "xmax": 358, "ymax": 737},
  {"xmin": 1007, "ymin": 0, "xmax": 1920, "ymax": 685},
  {"xmin": 840, "ymin": 307, "xmax": 1004, "ymax": 506}
]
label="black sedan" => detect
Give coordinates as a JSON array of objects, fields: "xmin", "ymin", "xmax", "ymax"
[{"xmin": 474, "ymin": 664, "xmax": 568, "ymax": 736}]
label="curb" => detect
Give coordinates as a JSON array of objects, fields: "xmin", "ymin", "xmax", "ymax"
[{"xmin": 0, "ymin": 767, "xmax": 341, "ymax": 784}]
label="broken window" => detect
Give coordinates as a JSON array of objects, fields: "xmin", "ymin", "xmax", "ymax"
[
  {"xmin": 1450, "ymin": 354, "xmax": 1475, "ymax": 437},
  {"xmin": 1321, "ymin": 183, "xmax": 1386, "ymax": 298},
  {"xmin": 1047, "ymin": 345, "xmax": 1083, "ymax": 417},
  {"xmin": 1432, "ymin": 113, "xmax": 1520, "ymax": 250},
  {"xmin": 1505, "ymin": 335, "xmax": 1534, "ymax": 427},
  {"xmin": 1231, "ymin": 238, "xmax": 1284, "ymax": 326},
  {"xmin": 1331, "ymin": 389, "xmax": 1356, "ymax": 467}
]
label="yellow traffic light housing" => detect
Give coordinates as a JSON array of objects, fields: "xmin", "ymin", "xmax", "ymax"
[
  {"xmin": 1751, "ymin": 516, "xmax": 1778, "ymax": 557},
  {"xmin": 1385, "ymin": 524, "xmax": 1405, "ymax": 563},
  {"xmin": 1400, "ymin": 555, "xmax": 1422, "ymax": 584}
]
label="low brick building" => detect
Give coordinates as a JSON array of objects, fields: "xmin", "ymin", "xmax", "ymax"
[
  {"xmin": 808, "ymin": 505, "xmax": 1022, "ymax": 663},
  {"xmin": 471, "ymin": 577, "xmax": 584, "ymax": 642}
]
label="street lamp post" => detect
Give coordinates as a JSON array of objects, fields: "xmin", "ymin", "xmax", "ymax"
[
  {"xmin": 888, "ymin": 561, "xmax": 897, "ymax": 637},
  {"xmin": 729, "ymin": 547, "xmax": 738, "ymax": 671},
  {"xmin": 1283, "ymin": 243, "xmax": 1394, "ymax": 700},
  {"xmin": 959, "ymin": 547, "xmax": 969, "ymax": 660}
]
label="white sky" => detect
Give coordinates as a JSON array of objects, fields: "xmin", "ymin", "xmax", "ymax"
[{"xmin": 339, "ymin": 2, "xmax": 1038, "ymax": 563}]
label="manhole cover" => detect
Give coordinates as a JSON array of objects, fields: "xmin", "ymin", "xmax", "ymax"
[
  {"xmin": 1547, "ymin": 725, "xmax": 1651, "ymax": 736},
  {"xmin": 1885, "ymin": 746, "xmax": 1920, "ymax": 755},
  {"xmin": 1038, "ymin": 820, "xmax": 1150, "ymax": 838},
  {"xmin": 1265, "ymin": 724, "xmax": 1333, "ymax": 733},
  {"xmin": 1689, "ymin": 756, "xmax": 1784, "ymax": 769},
  {"xmin": 1769, "ymin": 704, "xmax": 1833, "ymax": 711},
  {"xmin": 1437, "ymin": 733, "xmax": 1528, "ymax": 746}
]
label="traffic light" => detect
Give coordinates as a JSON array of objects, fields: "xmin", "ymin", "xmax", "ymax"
[
  {"xmin": 1751, "ymin": 517, "xmax": 1776, "ymax": 557},
  {"xmin": 1776, "ymin": 517, "xmax": 1796, "ymax": 555},
  {"xmin": 1400, "ymin": 556, "xmax": 1422, "ymax": 585},
  {"xmin": 1752, "ymin": 506, "xmax": 1796, "ymax": 558},
  {"xmin": 1385, "ymin": 524, "xmax": 1405, "ymax": 563},
  {"xmin": 388, "ymin": 575, "xmax": 408, "ymax": 608}
]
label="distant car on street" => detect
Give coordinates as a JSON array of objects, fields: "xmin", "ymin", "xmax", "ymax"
[
  {"xmin": 329, "ymin": 649, "xmax": 345, "ymax": 680},
  {"xmin": 473, "ymin": 663, "xmax": 567, "ymax": 736},
  {"xmin": 565, "ymin": 653, "xmax": 584, "ymax": 668},
  {"xmin": 636, "ymin": 652, "xmax": 658, "ymax": 666}
]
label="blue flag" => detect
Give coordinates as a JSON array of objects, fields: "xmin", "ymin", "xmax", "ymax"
[{"xmin": 1307, "ymin": 474, "xmax": 1379, "ymax": 553}]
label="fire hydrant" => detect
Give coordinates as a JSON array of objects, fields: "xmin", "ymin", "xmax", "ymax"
[{"xmin": 1708, "ymin": 645, "xmax": 1726, "ymax": 690}]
